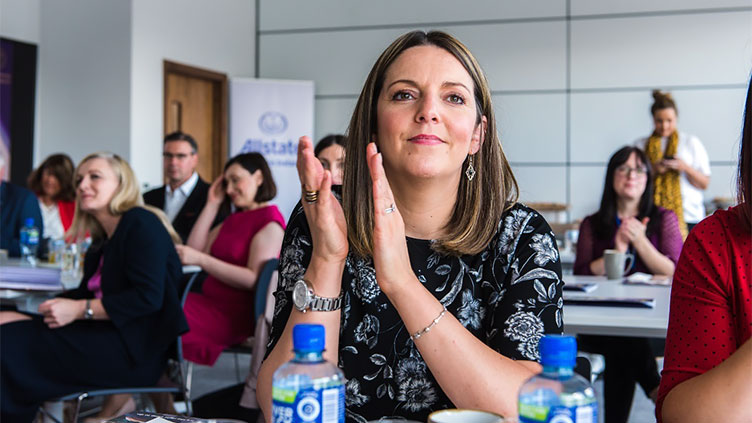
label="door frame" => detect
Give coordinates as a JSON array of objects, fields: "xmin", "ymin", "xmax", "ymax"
[{"xmin": 163, "ymin": 60, "xmax": 228, "ymax": 181}]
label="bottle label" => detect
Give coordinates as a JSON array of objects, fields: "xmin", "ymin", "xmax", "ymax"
[
  {"xmin": 519, "ymin": 403, "xmax": 596, "ymax": 423},
  {"xmin": 21, "ymin": 228, "xmax": 39, "ymax": 246},
  {"xmin": 272, "ymin": 384, "xmax": 344, "ymax": 423}
]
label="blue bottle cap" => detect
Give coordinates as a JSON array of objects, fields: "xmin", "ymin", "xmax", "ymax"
[
  {"xmin": 539, "ymin": 335, "xmax": 577, "ymax": 368},
  {"xmin": 24, "ymin": 217, "xmax": 34, "ymax": 227},
  {"xmin": 293, "ymin": 323, "xmax": 326, "ymax": 353}
]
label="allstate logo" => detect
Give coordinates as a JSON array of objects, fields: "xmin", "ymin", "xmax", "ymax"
[{"xmin": 258, "ymin": 111, "xmax": 288, "ymax": 135}]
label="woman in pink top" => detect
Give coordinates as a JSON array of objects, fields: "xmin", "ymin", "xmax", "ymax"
[{"xmin": 177, "ymin": 153, "xmax": 286, "ymax": 366}]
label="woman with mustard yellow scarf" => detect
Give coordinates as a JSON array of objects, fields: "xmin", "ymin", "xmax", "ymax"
[{"xmin": 637, "ymin": 90, "xmax": 711, "ymax": 238}]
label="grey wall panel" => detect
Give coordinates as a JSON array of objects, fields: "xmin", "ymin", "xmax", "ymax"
[
  {"xmin": 571, "ymin": 0, "xmax": 752, "ymax": 16},
  {"xmin": 441, "ymin": 21, "xmax": 567, "ymax": 91},
  {"xmin": 512, "ymin": 166, "xmax": 567, "ymax": 204},
  {"xmin": 670, "ymin": 88, "xmax": 747, "ymax": 163},
  {"xmin": 569, "ymin": 166, "xmax": 607, "ymax": 221},
  {"xmin": 315, "ymin": 98, "xmax": 358, "ymax": 140},
  {"xmin": 571, "ymin": 11, "xmax": 752, "ymax": 89},
  {"xmin": 570, "ymin": 91, "xmax": 650, "ymax": 163},
  {"xmin": 260, "ymin": 0, "xmax": 565, "ymax": 31},
  {"xmin": 570, "ymin": 88, "xmax": 747, "ymax": 164},
  {"xmin": 494, "ymin": 93, "xmax": 567, "ymax": 163},
  {"xmin": 260, "ymin": 21, "xmax": 566, "ymax": 96},
  {"xmin": 707, "ymin": 164, "xmax": 739, "ymax": 204},
  {"xmin": 260, "ymin": 29, "xmax": 406, "ymax": 96}
]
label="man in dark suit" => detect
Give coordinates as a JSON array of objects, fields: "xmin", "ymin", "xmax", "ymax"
[{"xmin": 144, "ymin": 132, "xmax": 210, "ymax": 243}]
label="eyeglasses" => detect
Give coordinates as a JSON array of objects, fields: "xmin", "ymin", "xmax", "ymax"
[
  {"xmin": 163, "ymin": 152, "xmax": 194, "ymax": 161},
  {"xmin": 615, "ymin": 165, "xmax": 648, "ymax": 177}
]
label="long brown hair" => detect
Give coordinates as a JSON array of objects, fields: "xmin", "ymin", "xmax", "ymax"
[
  {"xmin": 27, "ymin": 154, "xmax": 76, "ymax": 202},
  {"xmin": 343, "ymin": 30, "xmax": 518, "ymax": 257}
]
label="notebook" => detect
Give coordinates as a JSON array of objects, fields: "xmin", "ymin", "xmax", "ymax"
[
  {"xmin": 563, "ymin": 296, "xmax": 656, "ymax": 308},
  {"xmin": 562, "ymin": 283, "xmax": 598, "ymax": 293}
]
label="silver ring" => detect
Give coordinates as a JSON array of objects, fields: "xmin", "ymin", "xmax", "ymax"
[{"xmin": 384, "ymin": 203, "xmax": 396, "ymax": 214}]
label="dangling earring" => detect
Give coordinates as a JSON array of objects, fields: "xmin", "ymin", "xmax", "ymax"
[{"xmin": 465, "ymin": 155, "xmax": 476, "ymax": 181}]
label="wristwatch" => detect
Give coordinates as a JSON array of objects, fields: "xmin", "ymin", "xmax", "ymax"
[
  {"xmin": 84, "ymin": 299, "xmax": 94, "ymax": 320},
  {"xmin": 292, "ymin": 279, "xmax": 343, "ymax": 313}
]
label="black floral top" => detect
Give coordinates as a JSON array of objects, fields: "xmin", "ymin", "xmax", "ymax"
[{"xmin": 267, "ymin": 202, "xmax": 564, "ymax": 423}]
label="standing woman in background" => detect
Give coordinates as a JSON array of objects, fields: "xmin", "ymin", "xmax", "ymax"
[
  {"xmin": 638, "ymin": 90, "xmax": 711, "ymax": 237},
  {"xmin": 27, "ymin": 153, "xmax": 76, "ymax": 240}
]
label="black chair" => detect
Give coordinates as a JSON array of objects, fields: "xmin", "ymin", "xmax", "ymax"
[
  {"xmin": 575, "ymin": 355, "xmax": 592, "ymax": 382},
  {"xmin": 39, "ymin": 270, "xmax": 201, "ymax": 422},
  {"xmin": 222, "ymin": 258, "xmax": 279, "ymax": 380}
]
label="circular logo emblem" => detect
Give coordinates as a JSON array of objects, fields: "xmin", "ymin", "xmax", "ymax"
[
  {"xmin": 296, "ymin": 397, "xmax": 320, "ymax": 422},
  {"xmin": 258, "ymin": 111, "xmax": 288, "ymax": 135}
]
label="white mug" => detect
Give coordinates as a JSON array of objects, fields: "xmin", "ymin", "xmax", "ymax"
[
  {"xmin": 427, "ymin": 409, "xmax": 506, "ymax": 423},
  {"xmin": 604, "ymin": 249, "xmax": 634, "ymax": 280}
]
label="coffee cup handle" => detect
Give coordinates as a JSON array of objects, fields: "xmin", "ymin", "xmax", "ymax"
[{"xmin": 624, "ymin": 253, "xmax": 634, "ymax": 273}]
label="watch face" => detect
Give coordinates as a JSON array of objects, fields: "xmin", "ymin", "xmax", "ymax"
[{"xmin": 293, "ymin": 280, "xmax": 310, "ymax": 310}]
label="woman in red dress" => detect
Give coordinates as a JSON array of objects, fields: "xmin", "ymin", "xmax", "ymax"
[
  {"xmin": 656, "ymin": 75, "xmax": 752, "ymax": 423},
  {"xmin": 177, "ymin": 152, "xmax": 286, "ymax": 366}
]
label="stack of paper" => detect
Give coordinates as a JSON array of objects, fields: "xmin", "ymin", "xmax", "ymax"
[{"xmin": 0, "ymin": 266, "xmax": 62, "ymax": 290}]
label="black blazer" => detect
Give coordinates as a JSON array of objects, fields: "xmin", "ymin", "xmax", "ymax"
[
  {"xmin": 143, "ymin": 177, "xmax": 210, "ymax": 243},
  {"xmin": 61, "ymin": 207, "xmax": 189, "ymax": 364}
]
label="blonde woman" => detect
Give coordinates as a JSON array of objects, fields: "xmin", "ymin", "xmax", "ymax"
[
  {"xmin": 0, "ymin": 153, "xmax": 188, "ymax": 423},
  {"xmin": 258, "ymin": 31, "xmax": 563, "ymax": 422}
]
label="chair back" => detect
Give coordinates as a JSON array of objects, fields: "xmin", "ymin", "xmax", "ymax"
[
  {"xmin": 237, "ymin": 258, "xmax": 280, "ymax": 410},
  {"xmin": 254, "ymin": 258, "xmax": 279, "ymax": 322}
]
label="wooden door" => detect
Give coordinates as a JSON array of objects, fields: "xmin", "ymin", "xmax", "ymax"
[{"xmin": 164, "ymin": 61, "xmax": 228, "ymax": 182}]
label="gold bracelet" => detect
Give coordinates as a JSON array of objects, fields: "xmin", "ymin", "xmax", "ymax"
[{"xmin": 410, "ymin": 304, "xmax": 447, "ymax": 341}]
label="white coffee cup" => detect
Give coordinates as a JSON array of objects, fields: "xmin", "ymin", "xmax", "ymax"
[
  {"xmin": 604, "ymin": 249, "xmax": 634, "ymax": 280},
  {"xmin": 427, "ymin": 409, "xmax": 506, "ymax": 423}
]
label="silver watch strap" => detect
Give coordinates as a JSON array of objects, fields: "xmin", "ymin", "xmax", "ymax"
[{"xmin": 310, "ymin": 292, "xmax": 343, "ymax": 312}]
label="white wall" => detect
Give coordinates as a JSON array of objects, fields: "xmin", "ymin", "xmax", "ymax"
[
  {"xmin": 0, "ymin": 0, "xmax": 40, "ymax": 43},
  {"xmin": 38, "ymin": 0, "xmax": 132, "ymax": 165},
  {"xmin": 130, "ymin": 0, "xmax": 255, "ymax": 189},
  {"xmin": 258, "ymin": 0, "xmax": 752, "ymax": 222}
]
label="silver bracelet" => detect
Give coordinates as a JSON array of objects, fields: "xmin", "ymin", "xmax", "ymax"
[{"xmin": 410, "ymin": 304, "xmax": 447, "ymax": 341}]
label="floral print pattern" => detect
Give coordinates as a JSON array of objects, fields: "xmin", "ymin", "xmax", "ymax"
[{"xmin": 267, "ymin": 202, "xmax": 563, "ymax": 422}]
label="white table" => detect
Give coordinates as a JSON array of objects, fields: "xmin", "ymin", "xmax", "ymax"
[
  {"xmin": 562, "ymin": 275, "xmax": 671, "ymax": 338},
  {"xmin": 1, "ymin": 260, "xmax": 203, "ymax": 309}
]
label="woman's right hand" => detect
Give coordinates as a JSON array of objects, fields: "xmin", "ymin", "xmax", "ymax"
[
  {"xmin": 614, "ymin": 223, "xmax": 630, "ymax": 252},
  {"xmin": 297, "ymin": 136, "xmax": 349, "ymax": 268},
  {"xmin": 207, "ymin": 175, "xmax": 225, "ymax": 205}
]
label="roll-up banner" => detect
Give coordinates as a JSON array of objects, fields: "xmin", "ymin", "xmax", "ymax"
[{"xmin": 230, "ymin": 78, "xmax": 314, "ymax": 220}]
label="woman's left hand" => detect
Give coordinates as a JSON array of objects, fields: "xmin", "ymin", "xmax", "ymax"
[
  {"xmin": 621, "ymin": 217, "xmax": 649, "ymax": 243},
  {"xmin": 176, "ymin": 245, "xmax": 204, "ymax": 266},
  {"xmin": 38, "ymin": 298, "xmax": 84, "ymax": 328},
  {"xmin": 366, "ymin": 143, "xmax": 414, "ymax": 295}
]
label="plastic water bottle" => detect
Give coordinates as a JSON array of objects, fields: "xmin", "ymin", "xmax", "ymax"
[
  {"xmin": 19, "ymin": 218, "xmax": 40, "ymax": 266},
  {"xmin": 272, "ymin": 324, "xmax": 345, "ymax": 423},
  {"xmin": 518, "ymin": 335, "xmax": 597, "ymax": 423}
]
